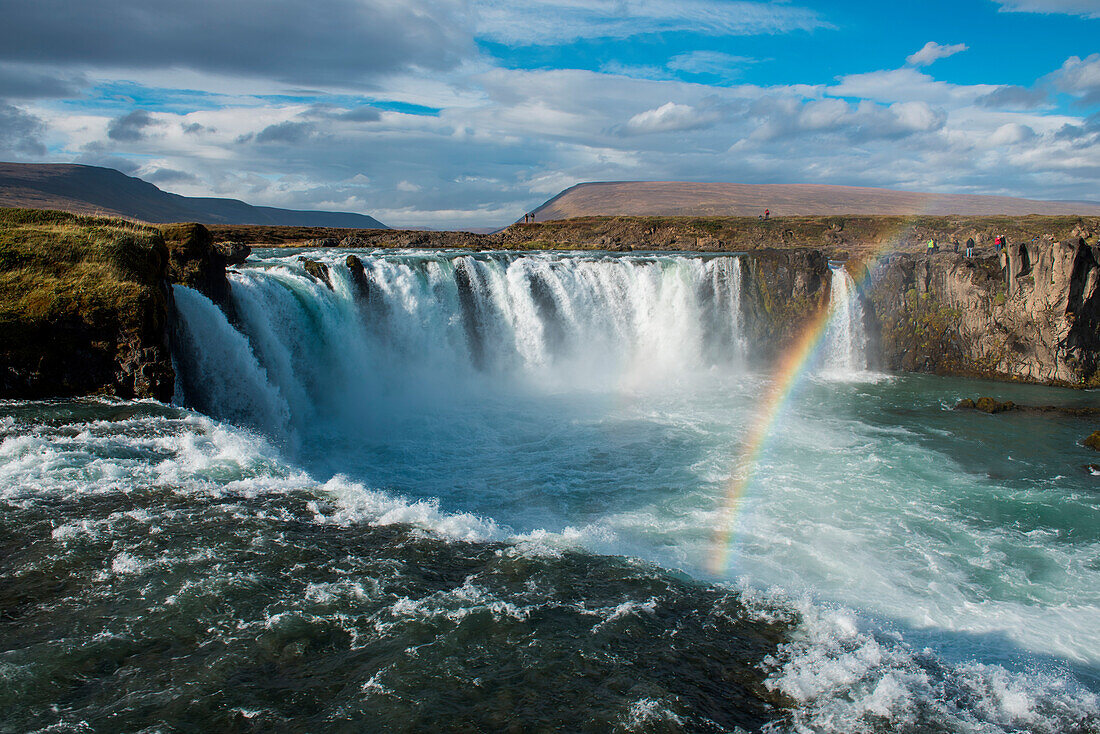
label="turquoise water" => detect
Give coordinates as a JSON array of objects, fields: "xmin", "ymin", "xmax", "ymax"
[{"xmin": 2, "ymin": 249, "xmax": 1099, "ymax": 732}]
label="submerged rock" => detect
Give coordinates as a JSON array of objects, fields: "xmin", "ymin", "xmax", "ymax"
[
  {"xmin": 954, "ymin": 396, "xmax": 1100, "ymax": 417},
  {"xmin": 977, "ymin": 397, "xmax": 1016, "ymax": 413}
]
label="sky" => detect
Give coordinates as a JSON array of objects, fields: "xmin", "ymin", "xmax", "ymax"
[{"xmin": 1, "ymin": 0, "xmax": 1098, "ymax": 229}]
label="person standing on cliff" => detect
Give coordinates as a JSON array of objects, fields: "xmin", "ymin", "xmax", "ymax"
[
  {"xmin": 966, "ymin": 237, "xmax": 975, "ymax": 257},
  {"xmin": 764, "ymin": 209, "xmax": 770, "ymax": 220},
  {"xmin": 953, "ymin": 238, "xmax": 959, "ymax": 253},
  {"xmin": 927, "ymin": 238, "xmax": 936, "ymax": 255}
]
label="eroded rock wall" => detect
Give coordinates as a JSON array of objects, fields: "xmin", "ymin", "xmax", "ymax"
[
  {"xmin": 741, "ymin": 249, "xmax": 831, "ymax": 363},
  {"xmin": 864, "ymin": 238, "xmax": 1100, "ymax": 385}
]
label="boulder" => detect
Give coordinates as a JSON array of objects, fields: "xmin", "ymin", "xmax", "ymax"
[
  {"xmin": 954, "ymin": 397, "xmax": 1018, "ymax": 413},
  {"xmin": 214, "ymin": 240, "xmax": 251, "ymax": 265},
  {"xmin": 340, "ymin": 236, "xmax": 366, "ymax": 247},
  {"xmin": 976, "ymin": 396, "xmax": 1016, "ymax": 413},
  {"xmin": 305, "ymin": 238, "xmax": 339, "ymax": 248},
  {"xmin": 1084, "ymin": 431, "xmax": 1100, "ymax": 451},
  {"xmin": 345, "ymin": 254, "xmax": 371, "ymax": 297},
  {"xmin": 298, "ymin": 256, "xmax": 332, "ymax": 289}
]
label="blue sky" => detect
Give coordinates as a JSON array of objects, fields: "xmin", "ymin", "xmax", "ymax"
[{"xmin": 1, "ymin": 0, "xmax": 1098, "ymax": 228}]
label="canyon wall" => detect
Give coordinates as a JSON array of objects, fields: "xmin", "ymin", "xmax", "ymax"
[{"xmin": 862, "ymin": 238, "xmax": 1100, "ymax": 385}]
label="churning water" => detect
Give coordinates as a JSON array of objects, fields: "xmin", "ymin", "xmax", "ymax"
[{"xmin": 2, "ymin": 249, "xmax": 1099, "ymax": 733}]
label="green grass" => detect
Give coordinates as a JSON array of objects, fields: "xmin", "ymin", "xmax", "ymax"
[{"xmin": 0, "ymin": 208, "xmax": 166, "ymax": 325}]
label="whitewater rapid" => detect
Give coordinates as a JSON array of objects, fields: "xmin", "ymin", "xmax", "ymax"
[{"xmin": 4, "ymin": 248, "xmax": 1097, "ymax": 732}]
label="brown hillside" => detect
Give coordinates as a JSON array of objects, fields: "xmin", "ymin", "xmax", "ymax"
[
  {"xmin": 531, "ymin": 182, "xmax": 1100, "ymax": 220},
  {"xmin": 0, "ymin": 162, "xmax": 388, "ymax": 228}
]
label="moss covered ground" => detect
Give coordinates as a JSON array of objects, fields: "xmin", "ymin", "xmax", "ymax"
[{"xmin": 0, "ymin": 208, "xmax": 166, "ymax": 327}]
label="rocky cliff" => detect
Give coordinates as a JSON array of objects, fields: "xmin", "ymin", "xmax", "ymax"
[
  {"xmin": 0, "ymin": 211, "xmax": 242, "ymax": 401},
  {"xmin": 862, "ymin": 238, "xmax": 1100, "ymax": 385},
  {"xmin": 0, "ymin": 209, "xmax": 175, "ymax": 399},
  {"xmin": 741, "ymin": 249, "xmax": 831, "ymax": 362}
]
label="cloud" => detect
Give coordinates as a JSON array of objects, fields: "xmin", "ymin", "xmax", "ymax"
[
  {"xmin": 254, "ymin": 121, "xmax": 318, "ymax": 144},
  {"xmin": 144, "ymin": 167, "xmax": 200, "ymax": 185},
  {"xmin": 667, "ymin": 51, "xmax": 756, "ymax": 81},
  {"xmin": 107, "ymin": 110, "xmax": 160, "ymax": 141},
  {"xmin": 994, "ymin": 0, "xmax": 1100, "ymax": 18},
  {"xmin": 474, "ymin": 0, "xmax": 827, "ymax": 45},
  {"xmin": 620, "ymin": 102, "xmax": 718, "ymax": 135},
  {"xmin": 0, "ymin": 103, "xmax": 46, "ymax": 157},
  {"xmin": 1050, "ymin": 53, "xmax": 1100, "ymax": 106},
  {"xmin": 0, "ymin": 65, "xmax": 88, "ymax": 99},
  {"xmin": 977, "ymin": 85, "xmax": 1049, "ymax": 109},
  {"xmin": 0, "ymin": 0, "xmax": 471, "ymax": 88},
  {"xmin": 306, "ymin": 104, "xmax": 383, "ymax": 123},
  {"xmin": 989, "ymin": 122, "xmax": 1037, "ymax": 145},
  {"xmin": 906, "ymin": 41, "xmax": 968, "ymax": 67}
]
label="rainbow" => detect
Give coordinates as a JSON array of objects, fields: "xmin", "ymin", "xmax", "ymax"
[{"xmin": 707, "ymin": 219, "xmax": 929, "ymax": 576}]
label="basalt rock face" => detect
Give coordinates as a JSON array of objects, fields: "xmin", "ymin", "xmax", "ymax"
[
  {"xmin": 864, "ymin": 239, "xmax": 1100, "ymax": 384},
  {"xmin": 741, "ymin": 249, "xmax": 831, "ymax": 362}
]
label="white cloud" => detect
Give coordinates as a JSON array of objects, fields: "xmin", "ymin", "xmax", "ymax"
[
  {"xmin": 994, "ymin": 0, "xmax": 1100, "ymax": 18},
  {"xmin": 906, "ymin": 41, "xmax": 969, "ymax": 67},
  {"xmin": 829, "ymin": 67, "xmax": 994, "ymax": 105},
  {"xmin": 1050, "ymin": 53, "xmax": 1100, "ymax": 105},
  {"xmin": 621, "ymin": 102, "xmax": 718, "ymax": 135},
  {"xmin": 473, "ymin": 0, "xmax": 827, "ymax": 45},
  {"xmin": 889, "ymin": 101, "xmax": 946, "ymax": 132},
  {"xmin": 989, "ymin": 122, "xmax": 1038, "ymax": 145},
  {"xmin": 667, "ymin": 51, "xmax": 756, "ymax": 80}
]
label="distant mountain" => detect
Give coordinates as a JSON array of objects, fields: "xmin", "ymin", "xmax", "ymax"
[
  {"xmin": 0, "ymin": 162, "xmax": 387, "ymax": 228},
  {"xmin": 531, "ymin": 181, "xmax": 1100, "ymax": 220}
]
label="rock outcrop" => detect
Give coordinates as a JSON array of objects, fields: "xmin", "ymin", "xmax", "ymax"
[
  {"xmin": 162, "ymin": 223, "xmax": 232, "ymax": 304},
  {"xmin": 863, "ymin": 238, "xmax": 1100, "ymax": 385},
  {"xmin": 1084, "ymin": 431, "xmax": 1100, "ymax": 450}
]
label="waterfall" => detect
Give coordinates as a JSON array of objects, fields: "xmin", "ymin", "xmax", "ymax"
[
  {"xmin": 171, "ymin": 286, "xmax": 290, "ymax": 437},
  {"xmin": 170, "ymin": 252, "xmax": 750, "ymax": 438},
  {"xmin": 821, "ymin": 264, "xmax": 868, "ymax": 376}
]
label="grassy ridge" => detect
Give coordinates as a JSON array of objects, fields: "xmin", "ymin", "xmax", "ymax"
[
  {"xmin": 0, "ymin": 208, "xmax": 174, "ymax": 399},
  {"xmin": 0, "ymin": 208, "xmax": 166, "ymax": 326}
]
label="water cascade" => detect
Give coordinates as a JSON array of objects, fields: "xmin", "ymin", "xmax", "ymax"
[
  {"xmin": 172, "ymin": 251, "xmax": 755, "ymax": 439},
  {"xmin": 821, "ymin": 263, "xmax": 868, "ymax": 376}
]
